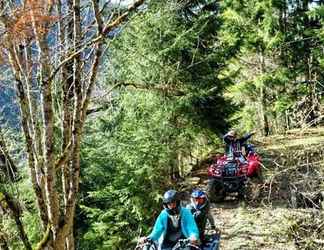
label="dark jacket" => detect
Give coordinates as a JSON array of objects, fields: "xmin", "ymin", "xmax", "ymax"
[{"xmin": 187, "ymin": 200, "xmax": 215, "ymax": 239}]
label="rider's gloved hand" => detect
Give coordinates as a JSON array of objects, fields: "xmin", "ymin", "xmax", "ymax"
[
  {"xmin": 189, "ymin": 236, "xmax": 198, "ymax": 245},
  {"xmin": 139, "ymin": 236, "xmax": 149, "ymax": 244}
]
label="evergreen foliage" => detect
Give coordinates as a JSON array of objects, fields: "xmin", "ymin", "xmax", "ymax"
[
  {"xmin": 77, "ymin": 1, "xmax": 237, "ymax": 248},
  {"xmin": 106, "ymin": 0, "xmax": 235, "ymax": 133},
  {"xmin": 224, "ymin": 0, "xmax": 324, "ymax": 134}
]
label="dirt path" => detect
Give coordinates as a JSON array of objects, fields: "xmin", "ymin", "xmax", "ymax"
[
  {"xmin": 210, "ymin": 202, "xmax": 298, "ymax": 250},
  {"xmin": 185, "ymin": 175, "xmax": 299, "ymax": 250},
  {"xmin": 186, "ymin": 173, "xmax": 292, "ymax": 250}
]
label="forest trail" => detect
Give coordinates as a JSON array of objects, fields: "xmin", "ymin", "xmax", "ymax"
[
  {"xmin": 210, "ymin": 204, "xmax": 299, "ymax": 250},
  {"xmin": 187, "ymin": 128, "xmax": 324, "ymax": 250}
]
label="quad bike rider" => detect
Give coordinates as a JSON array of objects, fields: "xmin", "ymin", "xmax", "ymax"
[
  {"xmin": 186, "ymin": 190, "xmax": 216, "ymax": 241},
  {"xmin": 138, "ymin": 190, "xmax": 200, "ymax": 250},
  {"xmin": 223, "ymin": 130, "xmax": 262, "ymax": 178},
  {"xmin": 207, "ymin": 130, "xmax": 261, "ymax": 201},
  {"xmin": 223, "ymin": 130, "xmax": 254, "ymax": 164},
  {"xmin": 187, "ymin": 190, "xmax": 220, "ymax": 250}
]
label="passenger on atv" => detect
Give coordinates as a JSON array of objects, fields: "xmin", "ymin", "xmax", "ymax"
[
  {"xmin": 186, "ymin": 190, "xmax": 216, "ymax": 242},
  {"xmin": 223, "ymin": 130, "xmax": 255, "ymax": 163},
  {"xmin": 138, "ymin": 190, "xmax": 200, "ymax": 250}
]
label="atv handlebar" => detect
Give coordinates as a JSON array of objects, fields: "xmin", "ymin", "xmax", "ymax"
[
  {"xmin": 172, "ymin": 239, "xmax": 201, "ymax": 250},
  {"xmin": 135, "ymin": 238, "xmax": 201, "ymax": 250},
  {"xmin": 135, "ymin": 238, "xmax": 157, "ymax": 250}
]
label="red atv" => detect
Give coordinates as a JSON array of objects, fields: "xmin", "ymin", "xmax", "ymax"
[{"xmin": 207, "ymin": 145, "xmax": 261, "ymax": 201}]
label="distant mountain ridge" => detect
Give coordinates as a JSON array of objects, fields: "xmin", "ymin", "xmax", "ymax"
[{"xmin": 0, "ymin": 86, "xmax": 19, "ymax": 128}]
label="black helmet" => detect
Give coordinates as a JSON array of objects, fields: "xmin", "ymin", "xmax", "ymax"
[
  {"xmin": 163, "ymin": 190, "xmax": 180, "ymax": 215},
  {"xmin": 163, "ymin": 190, "xmax": 178, "ymax": 204}
]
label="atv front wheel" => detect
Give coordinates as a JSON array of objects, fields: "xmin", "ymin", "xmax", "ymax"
[
  {"xmin": 237, "ymin": 185, "xmax": 246, "ymax": 200},
  {"xmin": 207, "ymin": 179, "xmax": 225, "ymax": 203}
]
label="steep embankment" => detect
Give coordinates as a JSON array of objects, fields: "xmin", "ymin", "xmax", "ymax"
[{"xmin": 188, "ymin": 128, "xmax": 324, "ymax": 250}]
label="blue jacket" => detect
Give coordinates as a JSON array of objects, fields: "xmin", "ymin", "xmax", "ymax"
[{"xmin": 148, "ymin": 207, "xmax": 200, "ymax": 242}]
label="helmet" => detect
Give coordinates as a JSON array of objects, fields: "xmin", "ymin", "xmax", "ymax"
[
  {"xmin": 163, "ymin": 190, "xmax": 178, "ymax": 204},
  {"xmin": 163, "ymin": 190, "xmax": 180, "ymax": 215},
  {"xmin": 191, "ymin": 189, "xmax": 207, "ymax": 209},
  {"xmin": 191, "ymin": 189, "xmax": 206, "ymax": 199},
  {"xmin": 245, "ymin": 144, "xmax": 255, "ymax": 153},
  {"xmin": 227, "ymin": 130, "xmax": 237, "ymax": 137}
]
